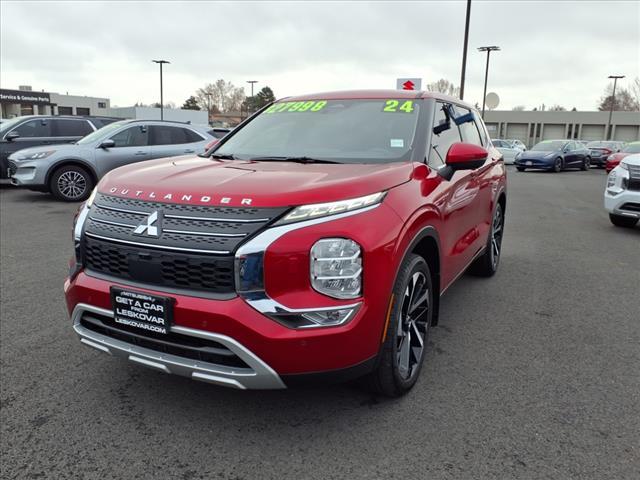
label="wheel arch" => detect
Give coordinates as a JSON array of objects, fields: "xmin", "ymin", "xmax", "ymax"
[
  {"xmin": 45, "ymin": 159, "xmax": 99, "ymax": 190},
  {"xmin": 405, "ymin": 226, "xmax": 441, "ymax": 326}
]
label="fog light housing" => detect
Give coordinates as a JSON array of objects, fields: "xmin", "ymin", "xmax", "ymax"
[{"xmin": 311, "ymin": 238, "xmax": 362, "ymax": 299}]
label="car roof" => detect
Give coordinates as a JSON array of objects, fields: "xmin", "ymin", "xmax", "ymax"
[{"xmin": 279, "ymin": 89, "xmax": 476, "ymax": 109}]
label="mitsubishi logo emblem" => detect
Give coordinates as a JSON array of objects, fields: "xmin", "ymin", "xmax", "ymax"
[{"xmin": 133, "ymin": 210, "xmax": 161, "ymax": 237}]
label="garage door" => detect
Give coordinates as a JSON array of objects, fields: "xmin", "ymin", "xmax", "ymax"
[
  {"xmin": 505, "ymin": 123, "xmax": 528, "ymax": 145},
  {"xmin": 581, "ymin": 124, "xmax": 605, "ymax": 141},
  {"xmin": 541, "ymin": 124, "xmax": 565, "ymax": 140},
  {"xmin": 614, "ymin": 125, "xmax": 639, "ymax": 142}
]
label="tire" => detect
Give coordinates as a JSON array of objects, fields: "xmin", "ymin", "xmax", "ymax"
[
  {"xmin": 609, "ymin": 214, "xmax": 638, "ymax": 228},
  {"xmin": 581, "ymin": 157, "xmax": 591, "ymax": 171},
  {"xmin": 49, "ymin": 165, "xmax": 94, "ymax": 202},
  {"xmin": 516, "ymin": 167, "xmax": 525, "ymax": 172},
  {"xmin": 552, "ymin": 157, "xmax": 563, "ymax": 172},
  {"xmin": 363, "ymin": 254, "xmax": 433, "ymax": 397},
  {"xmin": 469, "ymin": 202, "xmax": 505, "ymax": 277}
]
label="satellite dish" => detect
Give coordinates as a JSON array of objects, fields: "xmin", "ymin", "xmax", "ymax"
[{"xmin": 485, "ymin": 92, "xmax": 500, "ymax": 110}]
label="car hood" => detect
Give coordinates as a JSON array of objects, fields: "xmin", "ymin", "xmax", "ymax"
[
  {"xmin": 98, "ymin": 156, "xmax": 414, "ymax": 208},
  {"xmin": 520, "ymin": 150, "xmax": 558, "ymax": 159},
  {"xmin": 8, "ymin": 143, "xmax": 83, "ymax": 158}
]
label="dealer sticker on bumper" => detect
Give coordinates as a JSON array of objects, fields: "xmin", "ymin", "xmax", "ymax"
[{"xmin": 110, "ymin": 287, "xmax": 173, "ymax": 335}]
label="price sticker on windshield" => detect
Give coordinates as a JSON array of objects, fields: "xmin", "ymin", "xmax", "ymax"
[
  {"xmin": 382, "ymin": 100, "xmax": 415, "ymax": 113},
  {"xmin": 265, "ymin": 100, "xmax": 328, "ymax": 114}
]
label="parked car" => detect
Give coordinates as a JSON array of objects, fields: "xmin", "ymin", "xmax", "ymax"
[
  {"xmin": 605, "ymin": 141, "xmax": 640, "ymax": 172},
  {"xmin": 0, "ymin": 115, "xmax": 120, "ymax": 179},
  {"xmin": 586, "ymin": 141, "xmax": 625, "ymax": 168},
  {"xmin": 491, "ymin": 139, "xmax": 521, "ymax": 164},
  {"xmin": 203, "ymin": 127, "xmax": 232, "ymax": 151},
  {"xmin": 514, "ymin": 139, "xmax": 591, "ymax": 172},
  {"xmin": 9, "ymin": 120, "xmax": 214, "ymax": 201},
  {"xmin": 506, "ymin": 139, "xmax": 527, "ymax": 151},
  {"xmin": 604, "ymin": 153, "xmax": 640, "ymax": 228},
  {"xmin": 65, "ymin": 90, "xmax": 507, "ymax": 396}
]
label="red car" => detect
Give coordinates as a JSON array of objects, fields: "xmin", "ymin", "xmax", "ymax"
[
  {"xmin": 606, "ymin": 141, "xmax": 640, "ymax": 172},
  {"xmin": 65, "ymin": 90, "xmax": 507, "ymax": 396}
]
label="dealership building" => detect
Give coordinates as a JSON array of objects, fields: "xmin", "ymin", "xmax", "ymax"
[{"xmin": 0, "ymin": 86, "xmax": 110, "ymax": 118}]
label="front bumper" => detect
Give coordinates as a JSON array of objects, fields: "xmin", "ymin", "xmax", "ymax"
[
  {"xmin": 514, "ymin": 157, "xmax": 554, "ymax": 169},
  {"xmin": 604, "ymin": 189, "xmax": 640, "ymax": 219},
  {"xmin": 71, "ymin": 302, "xmax": 285, "ymax": 389},
  {"xmin": 8, "ymin": 159, "xmax": 46, "ymax": 187}
]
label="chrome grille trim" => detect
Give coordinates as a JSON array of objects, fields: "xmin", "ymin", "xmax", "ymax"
[{"xmin": 85, "ymin": 232, "xmax": 231, "ymax": 254}]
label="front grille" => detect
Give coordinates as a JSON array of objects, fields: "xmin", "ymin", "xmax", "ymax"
[
  {"xmin": 620, "ymin": 202, "xmax": 640, "ymax": 213},
  {"xmin": 82, "ymin": 193, "xmax": 288, "ymax": 293},
  {"xmin": 628, "ymin": 164, "xmax": 640, "ymax": 191},
  {"xmin": 80, "ymin": 312, "xmax": 249, "ymax": 368},
  {"xmin": 7, "ymin": 161, "xmax": 17, "ymax": 177}
]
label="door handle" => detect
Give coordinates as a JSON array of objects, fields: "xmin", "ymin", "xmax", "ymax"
[
  {"xmin": 134, "ymin": 151, "xmax": 147, "ymax": 156},
  {"xmin": 183, "ymin": 149, "xmax": 195, "ymax": 153}
]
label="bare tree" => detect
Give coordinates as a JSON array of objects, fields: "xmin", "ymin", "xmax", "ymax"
[
  {"xmin": 630, "ymin": 77, "xmax": 640, "ymax": 109},
  {"xmin": 598, "ymin": 82, "xmax": 639, "ymax": 111},
  {"xmin": 426, "ymin": 79, "xmax": 460, "ymax": 98},
  {"xmin": 196, "ymin": 79, "xmax": 246, "ymax": 114},
  {"xmin": 549, "ymin": 104, "xmax": 566, "ymax": 111}
]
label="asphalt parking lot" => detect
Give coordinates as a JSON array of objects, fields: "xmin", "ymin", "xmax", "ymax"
[{"xmin": 1, "ymin": 167, "xmax": 638, "ymax": 480}]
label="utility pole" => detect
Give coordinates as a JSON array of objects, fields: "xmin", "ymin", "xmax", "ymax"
[
  {"xmin": 477, "ymin": 46, "xmax": 500, "ymax": 118},
  {"xmin": 606, "ymin": 75, "xmax": 624, "ymax": 140},
  {"xmin": 152, "ymin": 60, "xmax": 170, "ymax": 120},
  {"xmin": 205, "ymin": 92, "xmax": 213, "ymax": 125},
  {"xmin": 246, "ymin": 80, "xmax": 258, "ymax": 113},
  {"xmin": 459, "ymin": 0, "xmax": 472, "ymax": 100}
]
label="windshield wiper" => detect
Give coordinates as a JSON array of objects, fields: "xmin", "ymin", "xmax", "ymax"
[
  {"xmin": 210, "ymin": 153, "xmax": 236, "ymax": 160},
  {"xmin": 249, "ymin": 156, "xmax": 339, "ymax": 164}
]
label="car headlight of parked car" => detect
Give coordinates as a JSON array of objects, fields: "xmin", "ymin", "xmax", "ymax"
[
  {"xmin": 311, "ymin": 238, "xmax": 362, "ymax": 299},
  {"xmin": 17, "ymin": 150, "xmax": 56, "ymax": 160}
]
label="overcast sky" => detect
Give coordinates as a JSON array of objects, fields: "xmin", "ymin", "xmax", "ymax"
[{"xmin": 1, "ymin": 1, "xmax": 638, "ymax": 111}]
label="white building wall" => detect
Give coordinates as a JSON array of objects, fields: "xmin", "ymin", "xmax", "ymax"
[{"xmin": 107, "ymin": 106, "xmax": 208, "ymax": 125}]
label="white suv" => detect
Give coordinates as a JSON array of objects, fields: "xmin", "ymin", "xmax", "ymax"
[{"xmin": 605, "ymin": 153, "xmax": 640, "ymax": 228}]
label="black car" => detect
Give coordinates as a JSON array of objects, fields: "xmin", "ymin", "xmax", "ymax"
[
  {"xmin": 0, "ymin": 115, "xmax": 120, "ymax": 179},
  {"xmin": 586, "ymin": 141, "xmax": 625, "ymax": 168}
]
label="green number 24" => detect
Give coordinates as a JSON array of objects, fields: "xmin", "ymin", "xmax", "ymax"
[{"xmin": 383, "ymin": 100, "xmax": 414, "ymax": 113}]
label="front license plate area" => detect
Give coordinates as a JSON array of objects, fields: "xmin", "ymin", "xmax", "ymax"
[
  {"xmin": 526, "ymin": 161, "xmax": 533, "ymax": 166},
  {"xmin": 110, "ymin": 287, "xmax": 174, "ymax": 335}
]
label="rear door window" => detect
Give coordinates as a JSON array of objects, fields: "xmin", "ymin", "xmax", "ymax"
[
  {"xmin": 429, "ymin": 103, "xmax": 462, "ymax": 167},
  {"xmin": 150, "ymin": 126, "xmax": 203, "ymax": 145},
  {"xmin": 109, "ymin": 125, "xmax": 148, "ymax": 147},
  {"xmin": 12, "ymin": 119, "xmax": 52, "ymax": 138},
  {"xmin": 52, "ymin": 119, "xmax": 94, "ymax": 137}
]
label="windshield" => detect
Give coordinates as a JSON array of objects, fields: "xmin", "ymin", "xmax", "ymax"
[
  {"xmin": 214, "ymin": 99, "xmax": 420, "ymax": 164},
  {"xmin": 76, "ymin": 120, "xmax": 129, "ymax": 145},
  {"xmin": 532, "ymin": 140, "xmax": 565, "ymax": 151},
  {"xmin": 0, "ymin": 117, "xmax": 28, "ymax": 134},
  {"xmin": 623, "ymin": 143, "xmax": 640, "ymax": 153}
]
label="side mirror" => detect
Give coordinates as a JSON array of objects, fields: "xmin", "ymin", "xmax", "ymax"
[
  {"xmin": 445, "ymin": 142, "xmax": 488, "ymax": 171},
  {"xmin": 5, "ymin": 131, "xmax": 19, "ymax": 141},
  {"xmin": 99, "ymin": 139, "xmax": 115, "ymax": 149}
]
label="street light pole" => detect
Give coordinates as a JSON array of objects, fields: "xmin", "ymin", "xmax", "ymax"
[
  {"xmin": 205, "ymin": 92, "xmax": 213, "ymax": 124},
  {"xmin": 478, "ymin": 46, "xmax": 500, "ymax": 119},
  {"xmin": 152, "ymin": 60, "xmax": 170, "ymax": 120},
  {"xmin": 459, "ymin": 0, "xmax": 472, "ymax": 100},
  {"xmin": 606, "ymin": 75, "xmax": 624, "ymax": 140},
  {"xmin": 246, "ymin": 80, "xmax": 258, "ymax": 98}
]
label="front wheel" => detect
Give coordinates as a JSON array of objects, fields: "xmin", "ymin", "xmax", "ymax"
[
  {"xmin": 609, "ymin": 214, "xmax": 638, "ymax": 228},
  {"xmin": 552, "ymin": 158, "xmax": 563, "ymax": 172},
  {"xmin": 469, "ymin": 202, "xmax": 505, "ymax": 277},
  {"xmin": 582, "ymin": 157, "xmax": 591, "ymax": 171},
  {"xmin": 516, "ymin": 167, "xmax": 525, "ymax": 172},
  {"xmin": 50, "ymin": 165, "xmax": 94, "ymax": 202},
  {"xmin": 363, "ymin": 254, "xmax": 433, "ymax": 397}
]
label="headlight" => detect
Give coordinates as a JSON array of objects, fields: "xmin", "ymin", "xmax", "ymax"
[
  {"xmin": 17, "ymin": 150, "xmax": 55, "ymax": 160},
  {"xmin": 86, "ymin": 187, "xmax": 97, "ymax": 208},
  {"xmin": 607, "ymin": 171, "xmax": 616, "ymax": 188},
  {"xmin": 311, "ymin": 238, "xmax": 362, "ymax": 299},
  {"xmin": 620, "ymin": 162, "xmax": 629, "ymax": 171},
  {"xmin": 276, "ymin": 192, "xmax": 385, "ymax": 226}
]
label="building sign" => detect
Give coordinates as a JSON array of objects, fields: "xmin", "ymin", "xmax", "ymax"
[{"xmin": 0, "ymin": 88, "xmax": 51, "ymax": 104}]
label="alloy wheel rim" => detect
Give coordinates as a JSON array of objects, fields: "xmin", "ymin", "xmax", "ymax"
[
  {"xmin": 58, "ymin": 171, "xmax": 87, "ymax": 199},
  {"xmin": 396, "ymin": 271, "xmax": 430, "ymax": 380},
  {"xmin": 490, "ymin": 205, "xmax": 504, "ymax": 269}
]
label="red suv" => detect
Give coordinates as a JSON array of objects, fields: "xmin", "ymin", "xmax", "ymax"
[{"xmin": 65, "ymin": 90, "xmax": 507, "ymax": 396}]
